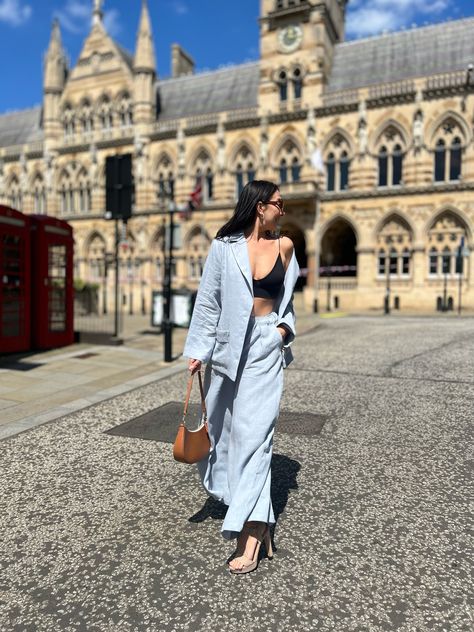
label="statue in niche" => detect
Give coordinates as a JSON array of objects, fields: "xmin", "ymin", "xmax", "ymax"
[
  {"xmin": 306, "ymin": 108, "xmax": 317, "ymax": 161},
  {"xmin": 134, "ymin": 135, "xmax": 146, "ymax": 183},
  {"xmin": 413, "ymin": 110, "xmax": 424, "ymax": 151},
  {"xmin": 358, "ymin": 119, "xmax": 368, "ymax": 155},
  {"xmin": 177, "ymin": 127, "xmax": 186, "ymax": 177},
  {"xmin": 216, "ymin": 119, "xmax": 226, "ymax": 174},
  {"xmin": 89, "ymin": 143, "xmax": 99, "ymax": 188},
  {"xmin": 44, "ymin": 150, "xmax": 55, "ymax": 191},
  {"xmin": 259, "ymin": 114, "xmax": 269, "ymax": 170},
  {"xmin": 357, "ymin": 100, "xmax": 368, "ymax": 155},
  {"xmin": 20, "ymin": 153, "xmax": 28, "ymax": 192}
]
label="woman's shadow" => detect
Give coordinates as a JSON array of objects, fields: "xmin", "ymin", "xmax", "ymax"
[{"xmin": 188, "ymin": 453, "xmax": 300, "ymax": 525}]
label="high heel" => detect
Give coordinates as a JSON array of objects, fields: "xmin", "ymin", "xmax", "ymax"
[
  {"xmin": 263, "ymin": 527, "xmax": 274, "ymax": 560},
  {"xmin": 228, "ymin": 524, "xmax": 273, "ymax": 574}
]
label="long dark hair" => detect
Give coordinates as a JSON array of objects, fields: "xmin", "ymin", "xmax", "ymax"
[{"xmin": 216, "ymin": 180, "xmax": 279, "ymax": 239}]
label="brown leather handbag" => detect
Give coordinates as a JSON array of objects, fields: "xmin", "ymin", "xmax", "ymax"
[{"xmin": 172, "ymin": 371, "xmax": 210, "ymax": 464}]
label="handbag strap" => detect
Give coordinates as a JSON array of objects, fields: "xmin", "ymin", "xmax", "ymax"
[{"xmin": 182, "ymin": 370, "xmax": 207, "ymax": 425}]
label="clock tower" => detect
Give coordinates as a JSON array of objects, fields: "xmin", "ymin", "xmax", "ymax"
[{"xmin": 259, "ymin": 0, "xmax": 347, "ymax": 113}]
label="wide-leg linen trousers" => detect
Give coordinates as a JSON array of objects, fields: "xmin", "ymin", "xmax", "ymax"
[{"xmin": 197, "ymin": 312, "xmax": 284, "ymax": 540}]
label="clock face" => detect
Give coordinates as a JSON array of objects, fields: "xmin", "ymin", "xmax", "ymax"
[{"xmin": 278, "ymin": 24, "xmax": 303, "ymax": 53}]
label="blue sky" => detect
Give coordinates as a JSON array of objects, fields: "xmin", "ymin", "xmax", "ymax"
[{"xmin": 0, "ymin": 0, "xmax": 473, "ymax": 113}]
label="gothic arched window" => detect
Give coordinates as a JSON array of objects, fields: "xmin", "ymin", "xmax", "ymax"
[
  {"xmin": 9, "ymin": 175, "xmax": 22, "ymax": 210},
  {"xmin": 80, "ymin": 99, "xmax": 94, "ymax": 135},
  {"xmin": 432, "ymin": 118, "xmax": 464, "ymax": 182},
  {"xmin": 233, "ymin": 145, "xmax": 256, "ymax": 197},
  {"xmin": 292, "ymin": 67, "xmax": 303, "ymax": 100},
  {"xmin": 278, "ymin": 70, "xmax": 288, "ymax": 102},
  {"xmin": 378, "ymin": 146, "xmax": 388, "ymax": 187},
  {"xmin": 450, "ymin": 136, "xmax": 462, "ymax": 181},
  {"xmin": 118, "ymin": 93, "xmax": 133, "ymax": 128},
  {"xmin": 86, "ymin": 233, "xmax": 106, "ymax": 282},
  {"xmin": 194, "ymin": 150, "xmax": 214, "ymax": 201},
  {"xmin": 63, "ymin": 105, "xmax": 75, "ymax": 139},
  {"xmin": 277, "ymin": 139, "xmax": 302, "ymax": 184},
  {"xmin": 187, "ymin": 227, "xmax": 211, "ymax": 281},
  {"xmin": 33, "ymin": 174, "xmax": 46, "ymax": 214},
  {"xmin": 376, "ymin": 216, "xmax": 413, "ymax": 278},
  {"xmin": 428, "ymin": 211, "xmax": 468, "ymax": 278},
  {"xmin": 156, "ymin": 154, "xmax": 175, "ymax": 202},
  {"xmin": 77, "ymin": 170, "xmax": 91, "ymax": 213},
  {"xmin": 98, "ymin": 95, "xmax": 113, "ymax": 131},
  {"xmin": 375, "ymin": 126, "xmax": 406, "ymax": 187},
  {"xmin": 325, "ymin": 134, "xmax": 352, "ymax": 192},
  {"xmin": 326, "ymin": 153, "xmax": 335, "ymax": 192},
  {"xmin": 59, "ymin": 171, "xmax": 74, "ymax": 215},
  {"xmin": 434, "ymin": 139, "xmax": 446, "ymax": 182}
]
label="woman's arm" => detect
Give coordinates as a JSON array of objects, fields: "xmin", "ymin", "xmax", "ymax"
[
  {"xmin": 183, "ymin": 239, "xmax": 222, "ymax": 364},
  {"xmin": 277, "ymin": 236, "xmax": 296, "ymax": 342}
]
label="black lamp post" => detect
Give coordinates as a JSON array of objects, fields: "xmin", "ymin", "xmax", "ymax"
[
  {"xmin": 384, "ymin": 252, "xmax": 391, "ymax": 315},
  {"xmin": 163, "ymin": 200, "xmax": 176, "ymax": 362},
  {"xmin": 442, "ymin": 251, "xmax": 449, "ymax": 312}
]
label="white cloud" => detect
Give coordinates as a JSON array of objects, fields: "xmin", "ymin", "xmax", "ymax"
[
  {"xmin": 171, "ymin": 1, "xmax": 189, "ymax": 16},
  {"xmin": 346, "ymin": 0, "xmax": 451, "ymax": 38},
  {"xmin": 56, "ymin": 0, "xmax": 121, "ymax": 36},
  {"xmin": 0, "ymin": 0, "xmax": 32, "ymax": 26},
  {"xmin": 103, "ymin": 8, "xmax": 121, "ymax": 37}
]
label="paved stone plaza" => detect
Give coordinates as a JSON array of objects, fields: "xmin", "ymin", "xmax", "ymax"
[{"xmin": 0, "ymin": 316, "xmax": 472, "ymax": 631}]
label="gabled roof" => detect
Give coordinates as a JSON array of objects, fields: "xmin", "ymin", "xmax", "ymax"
[
  {"xmin": 328, "ymin": 17, "xmax": 474, "ymax": 92},
  {"xmin": 0, "ymin": 106, "xmax": 43, "ymax": 148},
  {"xmin": 157, "ymin": 61, "xmax": 259, "ymax": 120}
]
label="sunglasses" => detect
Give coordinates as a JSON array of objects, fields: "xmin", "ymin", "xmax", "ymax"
[{"xmin": 264, "ymin": 199, "xmax": 284, "ymax": 212}]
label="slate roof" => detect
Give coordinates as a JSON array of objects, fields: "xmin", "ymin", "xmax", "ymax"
[
  {"xmin": 327, "ymin": 17, "xmax": 474, "ymax": 92},
  {"xmin": 114, "ymin": 42, "xmax": 134, "ymax": 71},
  {"xmin": 157, "ymin": 61, "xmax": 259, "ymax": 120},
  {"xmin": 0, "ymin": 106, "xmax": 43, "ymax": 148}
]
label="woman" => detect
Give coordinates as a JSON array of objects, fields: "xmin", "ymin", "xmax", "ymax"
[{"xmin": 183, "ymin": 180, "xmax": 299, "ymax": 574}]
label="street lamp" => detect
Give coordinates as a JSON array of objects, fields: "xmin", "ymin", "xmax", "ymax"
[
  {"xmin": 384, "ymin": 250, "xmax": 391, "ymax": 315},
  {"xmin": 157, "ymin": 185, "xmax": 176, "ymax": 363}
]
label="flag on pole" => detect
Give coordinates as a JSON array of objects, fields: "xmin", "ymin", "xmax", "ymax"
[{"xmin": 179, "ymin": 177, "xmax": 203, "ymax": 220}]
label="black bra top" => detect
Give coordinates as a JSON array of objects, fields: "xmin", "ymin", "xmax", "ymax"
[{"xmin": 252, "ymin": 240, "xmax": 285, "ymax": 300}]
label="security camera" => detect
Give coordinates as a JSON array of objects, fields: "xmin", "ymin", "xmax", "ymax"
[{"xmin": 468, "ymin": 64, "xmax": 473, "ymax": 72}]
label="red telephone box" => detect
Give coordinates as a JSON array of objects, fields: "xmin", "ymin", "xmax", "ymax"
[
  {"xmin": 0, "ymin": 205, "xmax": 31, "ymax": 353},
  {"xmin": 30, "ymin": 215, "xmax": 74, "ymax": 349}
]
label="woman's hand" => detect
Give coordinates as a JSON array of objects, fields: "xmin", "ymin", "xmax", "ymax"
[
  {"xmin": 276, "ymin": 326, "xmax": 287, "ymax": 340},
  {"xmin": 188, "ymin": 358, "xmax": 202, "ymax": 375}
]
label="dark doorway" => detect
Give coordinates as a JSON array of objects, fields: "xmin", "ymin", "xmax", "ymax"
[
  {"xmin": 280, "ymin": 222, "xmax": 307, "ymax": 291},
  {"xmin": 320, "ymin": 218, "xmax": 357, "ymax": 277}
]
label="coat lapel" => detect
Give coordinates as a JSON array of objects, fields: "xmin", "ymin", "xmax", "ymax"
[{"xmin": 230, "ymin": 233, "xmax": 253, "ymax": 294}]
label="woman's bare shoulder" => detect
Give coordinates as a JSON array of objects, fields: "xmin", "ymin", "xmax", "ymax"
[{"xmin": 280, "ymin": 235, "xmax": 294, "ymax": 256}]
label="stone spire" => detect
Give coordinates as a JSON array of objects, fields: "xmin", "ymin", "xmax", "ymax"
[
  {"xmin": 44, "ymin": 19, "xmax": 68, "ymax": 93},
  {"xmin": 92, "ymin": 0, "xmax": 104, "ymax": 27},
  {"xmin": 134, "ymin": 0, "xmax": 156, "ymax": 75}
]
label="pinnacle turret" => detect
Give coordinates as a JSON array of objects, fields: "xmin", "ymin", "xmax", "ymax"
[
  {"xmin": 44, "ymin": 19, "xmax": 68, "ymax": 93},
  {"xmin": 134, "ymin": 0, "xmax": 156, "ymax": 75}
]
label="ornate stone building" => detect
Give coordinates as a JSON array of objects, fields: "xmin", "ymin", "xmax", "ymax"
[{"xmin": 1, "ymin": 0, "xmax": 474, "ymax": 314}]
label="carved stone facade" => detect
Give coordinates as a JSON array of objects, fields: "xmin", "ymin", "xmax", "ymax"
[{"xmin": 1, "ymin": 0, "xmax": 474, "ymax": 314}]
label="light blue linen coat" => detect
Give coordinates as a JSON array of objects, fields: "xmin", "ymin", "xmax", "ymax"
[{"xmin": 183, "ymin": 231, "xmax": 300, "ymax": 380}]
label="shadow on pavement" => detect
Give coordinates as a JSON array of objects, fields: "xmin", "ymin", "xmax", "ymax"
[{"xmin": 188, "ymin": 453, "xmax": 301, "ymax": 528}]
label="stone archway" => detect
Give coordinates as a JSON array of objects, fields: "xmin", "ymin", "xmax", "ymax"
[
  {"xmin": 320, "ymin": 218, "xmax": 357, "ymax": 277},
  {"xmin": 280, "ymin": 222, "xmax": 306, "ymax": 291}
]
